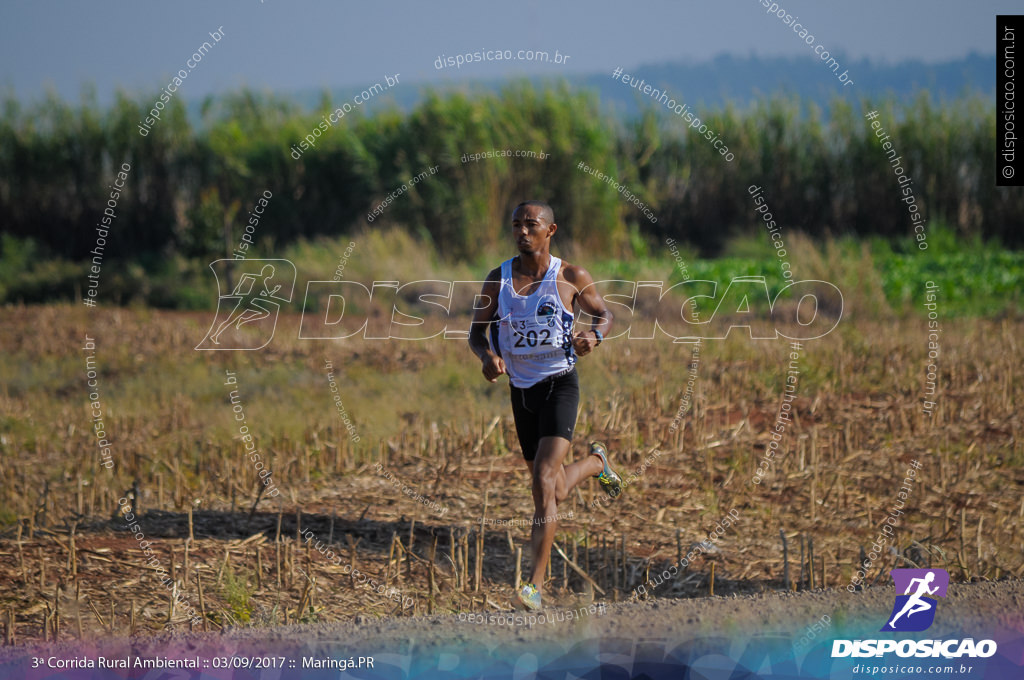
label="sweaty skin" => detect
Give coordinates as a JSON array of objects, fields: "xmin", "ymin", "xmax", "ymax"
[{"xmin": 468, "ymin": 203, "xmax": 613, "ymax": 597}]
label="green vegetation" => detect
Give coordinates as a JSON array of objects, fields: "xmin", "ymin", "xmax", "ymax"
[
  {"xmin": 0, "ymin": 85, "xmax": 1017, "ymax": 310},
  {"xmin": 221, "ymin": 565, "xmax": 254, "ymax": 624},
  {"xmin": 4, "ymin": 224, "xmax": 1019, "ymax": 316}
]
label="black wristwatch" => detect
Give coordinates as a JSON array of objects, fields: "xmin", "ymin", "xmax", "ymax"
[{"xmin": 592, "ymin": 329, "xmax": 603, "ymax": 346}]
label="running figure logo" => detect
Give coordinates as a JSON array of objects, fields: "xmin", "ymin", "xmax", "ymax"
[
  {"xmin": 881, "ymin": 568, "xmax": 949, "ymax": 632},
  {"xmin": 196, "ymin": 259, "xmax": 296, "ymax": 351}
]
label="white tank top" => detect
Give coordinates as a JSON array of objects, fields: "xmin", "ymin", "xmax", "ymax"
[{"xmin": 492, "ymin": 255, "xmax": 576, "ymax": 388}]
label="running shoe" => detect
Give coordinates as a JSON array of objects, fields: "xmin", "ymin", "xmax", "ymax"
[
  {"xmin": 590, "ymin": 442, "xmax": 622, "ymax": 498},
  {"xmin": 515, "ymin": 582, "xmax": 542, "ymax": 611}
]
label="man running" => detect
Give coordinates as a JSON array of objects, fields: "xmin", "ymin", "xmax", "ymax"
[
  {"xmin": 888, "ymin": 571, "xmax": 939, "ymax": 628},
  {"xmin": 468, "ymin": 200, "xmax": 622, "ymax": 611},
  {"xmin": 210, "ymin": 264, "xmax": 283, "ymax": 345}
]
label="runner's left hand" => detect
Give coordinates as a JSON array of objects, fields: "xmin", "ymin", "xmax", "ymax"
[{"xmin": 572, "ymin": 331, "xmax": 599, "ymax": 356}]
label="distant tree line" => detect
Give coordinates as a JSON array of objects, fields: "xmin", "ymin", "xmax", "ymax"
[{"xmin": 0, "ymin": 83, "xmax": 1014, "ymax": 270}]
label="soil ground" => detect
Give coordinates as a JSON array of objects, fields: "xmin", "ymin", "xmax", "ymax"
[{"xmin": 2, "ymin": 580, "xmax": 1022, "ymax": 676}]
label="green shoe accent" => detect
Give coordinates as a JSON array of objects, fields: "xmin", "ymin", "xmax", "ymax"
[
  {"xmin": 516, "ymin": 582, "xmax": 542, "ymax": 611},
  {"xmin": 590, "ymin": 442, "xmax": 622, "ymax": 498}
]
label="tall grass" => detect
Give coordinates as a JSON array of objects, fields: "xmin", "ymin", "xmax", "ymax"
[{"xmin": 1, "ymin": 86, "xmax": 1018, "ymax": 307}]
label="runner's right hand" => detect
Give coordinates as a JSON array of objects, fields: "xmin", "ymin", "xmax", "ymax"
[{"xmin": 481, "ymin": 354, "xmax": 507, "ymax": 383}]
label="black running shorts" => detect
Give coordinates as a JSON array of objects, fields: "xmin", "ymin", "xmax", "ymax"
[{"xmin": 509, "ymin": 368, "xmax": 579, "ymax": 461}]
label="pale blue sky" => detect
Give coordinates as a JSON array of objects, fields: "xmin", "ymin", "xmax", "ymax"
[{"xmin": 0, "ymin": 0, "xmax": 1015, "ymax": 102}]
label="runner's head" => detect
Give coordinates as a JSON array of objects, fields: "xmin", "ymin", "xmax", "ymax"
[{"xmin": 512, "ymin": 201, "xmax": 556, "ymax": 254}]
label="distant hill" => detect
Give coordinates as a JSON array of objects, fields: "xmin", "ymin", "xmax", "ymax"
[
  {"xmin": 283, "ymin": 52, "xmax": 995, "ymax": 119},
  {"xmin": 578, "ymin": 52, "xmax": 995, "ymax": 112}
]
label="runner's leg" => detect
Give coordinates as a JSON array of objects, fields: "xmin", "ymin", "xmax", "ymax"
[
  {"xmin": 905, "ymin": 601, "xmax": 931, "ymax": 617},
  {"xmin": 529, "ymin": 435, "xmax": 570, "ymax": 590},
  {"xmin": 559, "ymin": 453, "xmax": 604, "ymax": 498},
  {"xmin": 528, "ymin": 436, "xmax": 603, "ymax": 590},
  {"xmin": 890, "ymin": 600, "xmax": 917, "ymax": 626},
  {"xmin": 525, "ymin": 449, "xmax": 602, "ymax": 502}
]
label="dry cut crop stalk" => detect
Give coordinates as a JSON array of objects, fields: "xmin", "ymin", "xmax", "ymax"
[{"xmin": 2, "ymin": 311, "xmax": 1023, "ymax": 641}]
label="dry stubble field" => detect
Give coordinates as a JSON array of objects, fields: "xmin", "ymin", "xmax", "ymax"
[{"xmin": 0, "ymin": 303, "xmax": 1022, "ymax": 644}]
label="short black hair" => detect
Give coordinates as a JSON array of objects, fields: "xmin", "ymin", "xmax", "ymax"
[{"xmin": 513, "ymin": 200, "xmax": 554, "ymax": 224}]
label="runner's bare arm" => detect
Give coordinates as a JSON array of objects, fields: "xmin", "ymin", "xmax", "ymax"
[
  {"xmin": 564, "ymin": 265, "xmax": 612, "ymax": 357},
  {"xmin": 468, "ymin": 268, "xmax": 507, "ymax": 382}
]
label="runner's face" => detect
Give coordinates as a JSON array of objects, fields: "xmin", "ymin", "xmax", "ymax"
[{"xmin": 511, "ymin": 207, "xmax": 552, "ymax": 254}]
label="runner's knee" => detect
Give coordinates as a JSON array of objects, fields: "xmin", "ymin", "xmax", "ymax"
[{"xmin": 531, "ymin": 470, "xmax": 558, "ymax": 501}]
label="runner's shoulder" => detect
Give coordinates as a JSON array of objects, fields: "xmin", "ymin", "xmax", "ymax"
[{"xmin": 560, "ymin": 261, "xmax": 595, "ymax": 287}]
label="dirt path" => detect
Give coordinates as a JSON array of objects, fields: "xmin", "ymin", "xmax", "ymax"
[{"xmin": 4, "ymin": 580, "xmax": 1022, "ymax": 678}]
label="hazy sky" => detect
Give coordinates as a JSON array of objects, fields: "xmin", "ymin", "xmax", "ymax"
[{"xmin": 0, "ymin": 0, "xmax": 1015, "ymax": 102}]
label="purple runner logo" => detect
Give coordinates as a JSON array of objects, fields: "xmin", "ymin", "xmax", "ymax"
[
  {"xmin": 196, "ymin": 259, "xmax": 296, "ymax": 351},
  {"xmin": 881, "ymin": 568, "xmax": 949, "ymax": 632}
]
